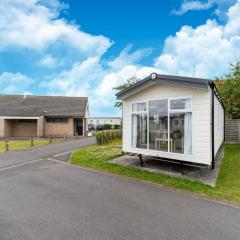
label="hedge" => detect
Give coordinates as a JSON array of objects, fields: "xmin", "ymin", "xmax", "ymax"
[{"xmin": 96, "ymin": 130, "xmax": 122, "ymax": 145}]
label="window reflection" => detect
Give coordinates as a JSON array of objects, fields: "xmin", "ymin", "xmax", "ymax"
[
  {"xmin": 149, "ymin": 100, "xmax": 168, "ymax": 152},
  {"xmin": 132, "ymin": 113, "xmax": 147, "ymax": 149}
]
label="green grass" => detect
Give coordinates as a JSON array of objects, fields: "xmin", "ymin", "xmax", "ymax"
[
  {"xmin": 71, "ymin": 141, "xmax": 240, "ymax": 203},
  {"xmin": 0, "ymin": 139, "xmax": 62, "ymax": 153}
]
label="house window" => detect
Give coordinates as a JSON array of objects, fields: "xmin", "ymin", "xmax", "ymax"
[
  {"xmin": 132, "ymin": 97, "xmax": 192, "ymax": 155},
  {"xmin": 132, "ymin": 102, "xmax": 147, "ymax": 149},
  {"xmin": 46, "ymin": 118, "xmax": 68, "ymax": 123}
]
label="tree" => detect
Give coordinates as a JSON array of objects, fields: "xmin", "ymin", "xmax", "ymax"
[
  {"xmin": 217, "ymin": 62, "xmax": 240, "ymax": 119},
  {"xmin": 113, "ymin": 76, "xmax": 140, "ymax": 108}
]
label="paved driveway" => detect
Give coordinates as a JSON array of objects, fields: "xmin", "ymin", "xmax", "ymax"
[
  {"xmin": 0, "ymin": 137, "xmax": 96, "ymax": 169},
  {"xmin": 0, "ymin": 156, "xmax": 240, "ymax": 240}
]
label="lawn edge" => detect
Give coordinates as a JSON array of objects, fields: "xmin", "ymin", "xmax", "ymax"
[
  {"xmin": 69, "ymin": 160, "xmax": 240, "ymax": 208},
  {"xmin": 0, "ymin": 140, "xmax": 63, "ymax": 154}
]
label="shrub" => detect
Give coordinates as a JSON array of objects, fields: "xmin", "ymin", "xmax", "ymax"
[
  {"xmin": 96, "ymin": 130, "xmax": 122, "ymax": 145},
  {"xmin": 103, "ymin": 124, "xmax": 113, "ymax": 130},
  {"xmin": 113, "ymin": 124, "xmax": 121, "ymax": 129}
]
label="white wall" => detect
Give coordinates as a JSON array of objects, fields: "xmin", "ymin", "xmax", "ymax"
[
  {"xmin": 122, "ymin": 83, "xmax": 212, "ymax": 165},
  {"xmin": 214, "ymin": 94, "xmax": 224, "ymax": 156},
  {"xmin": 89, "ymin": 118, "xmax": 121, "ymax": 126}
]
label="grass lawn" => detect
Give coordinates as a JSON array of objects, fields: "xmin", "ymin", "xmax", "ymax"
[
  {"xmin": 0, "ymin": 139, "xmax": 62, "ymax": 153},
  {"xmin": 71, "ymin": 140, "xmax": 240, "ymax": 203}
]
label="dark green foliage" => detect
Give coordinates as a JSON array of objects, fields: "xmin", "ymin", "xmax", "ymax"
[
  {"xmin": 96, "ymin": 130, "xmax": 122, "ymax": 145},
  {"xmin": 113, "ymin": 76, "xmax": 140, "ymax": 108},
  {"xmin": 113, "ymin": 124, "xmax": 121, "ymax": 129},
  {"xmin": 217, "ymin": 62, "xmax": 240, "ymax": 119},
  {"xmin": 103, "ymin": 124, "xmax": 113, "ymax": 130}
]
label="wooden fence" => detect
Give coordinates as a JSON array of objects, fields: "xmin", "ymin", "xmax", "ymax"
[{"xmin": 225, "ymin": 117, "xmax": 240, "ymax": 143}]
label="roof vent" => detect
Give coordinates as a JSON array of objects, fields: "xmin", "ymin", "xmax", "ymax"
[{"xmin": 23, "ymin": 94, "xmax": 27, "ymax": 99}]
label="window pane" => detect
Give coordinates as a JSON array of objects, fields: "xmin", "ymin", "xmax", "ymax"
[
  {"xmin": 46, "ymin": 118, "xmax": 68, "ymax": 123},
  {"xmin": 170, "ymin": 98, "xmax": 191, "ymax": 110},
  {"xmin": 170, "ymin": 112, "xmax": 192, "ymax": 154},
  {"xmin": 132, "ymin": 102, "xmax": 146, "ymax": 112},
  {"xmin": 149, "ymin": 100, "xmax": 168, "ymax": 152},
  {"xmin": 132, "ymin": 113, "xmax": 147, "ymax": 149}
]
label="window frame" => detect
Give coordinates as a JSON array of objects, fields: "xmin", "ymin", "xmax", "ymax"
[
  {"xmin": 18, "ymin": 119, "xmax": 37, "ymax": 123},
  {"xmin": 131, "ymin": 96, "xmax": 193, "ymax": 156},
  {"xmin": 132, "ymin": 102, "xmax": 147, "ymax": 114},
  {"xmin": 46, "ymin": 118, "xmax": 69, "ymax": 123},
  {"xmin": 131, "ymin": 101, "xmax": 148, "ymax": 149}
]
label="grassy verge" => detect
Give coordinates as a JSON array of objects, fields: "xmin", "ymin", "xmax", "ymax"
[
  {"xmin": 0, "ymin": 139, "xmax": 62, "ymax": 153},
  {"xmin": 71, "ymin": 141, "xmax": 240, "ymax": 203}
]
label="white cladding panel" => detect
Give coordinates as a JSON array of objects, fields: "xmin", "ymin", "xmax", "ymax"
[
  {"xmin": 214, "ymin": 94, "xmax": 224, "ymax": 156},
  {"xmin": 122, "ymin": 83, "xmax": 212, "ymax": 165}
]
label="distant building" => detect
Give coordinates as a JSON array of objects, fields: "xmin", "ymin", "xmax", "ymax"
[
  {"xmin": 0, "ymin": 94, "xmax": 89, "ymax": 138},
  {"xmin": 89, "ymin": 117, "xmax": 121, "ymax": 126}
]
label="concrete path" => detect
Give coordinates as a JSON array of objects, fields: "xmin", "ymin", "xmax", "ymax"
[
  {"xmin": 0, "ymin": 159, "xmax": 239, "ymax": 240},
  {"xmin": 110, "ymin": 147, "xmax": 224, "ymax": 186},
  {"xmin": 0, "ymin": 137, "xmax": 96, "ymax": 169}
]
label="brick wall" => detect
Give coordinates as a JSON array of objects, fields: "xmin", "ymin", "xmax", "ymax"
[
  {"xmin": 12, "ymin": 120, "xmax": 37, "ymax": 137},
  {"xmin": 44, "ymin": 118, "xmax": 75, "ymax": 137}
]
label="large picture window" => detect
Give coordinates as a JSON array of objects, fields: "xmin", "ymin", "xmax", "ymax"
[
  {"xmin": 149, "ymin": 100, "xmax": 168, "ymax": 152},
  {"xmin": 131, "ymin": 97, "xmax": 192, "ymax": 155}
]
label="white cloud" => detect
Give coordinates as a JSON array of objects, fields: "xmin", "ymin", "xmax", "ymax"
[
  {"xmin": 155, "ymin": 0, "xmax": 240, "ymax": 78},
  {"xmin": 172, "ymin": 0, "xmax": 213, "ymax": 15},
  {"xmin": 94, "ymin": 65, "xmax": 156, "ymax": 107},
  {"xmin": 0, "ymin": 0, "xmax": 112, "ymax": 56},
  {"xmin": 224, "ymin": 0, "xmax": 240, "ymax": 36},
  {"xmin": 172, "ymin": 0, "xmax": 237, "ymax": 16},
  {"xmin": 39, "ymin": 55, "xmax": 59, "ymax": 68},
  {"xmin": 0, "ymin": 72, "xmax": 34, "ymax": 94},
  {"xmin": 43, "ymin": 45, "xmax": 155, "ymax": 111},
  {"xmin": 42, "ymin": 57, "xmax": 105, "ymax": 96},
  {"xmin": 108, "ymin": 45, "xmax": 153, "ymax": 70}
]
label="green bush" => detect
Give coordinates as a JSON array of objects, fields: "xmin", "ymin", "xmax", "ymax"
[
  {"xmin": 103, "ymin": 124, "xmax": 113, "ymax": 130},
  {"xmin": 96, "ymin": 130, "xmax": 122, "ymax": 145},
  {"xmin": 113, "ymin": 124, "xmax": 121, "ymax": 129}
]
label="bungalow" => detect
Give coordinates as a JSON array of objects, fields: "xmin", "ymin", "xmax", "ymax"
[
  {"xmin": 0, "ymin": 94, "xmax": 89, "ymax": 138},
  {"xmin": 116, "ymin": 73, "xmax": 225, "ymax": 169}
]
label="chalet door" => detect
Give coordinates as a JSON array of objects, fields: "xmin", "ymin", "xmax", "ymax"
[{"xmin": 76, "ymin": 119, "xmax": 83, "ymax": 136}]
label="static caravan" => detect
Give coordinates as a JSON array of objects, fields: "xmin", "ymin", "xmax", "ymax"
[{"xmin": 116, "ymin": 73, "xmax": 224, "ymax": 169}]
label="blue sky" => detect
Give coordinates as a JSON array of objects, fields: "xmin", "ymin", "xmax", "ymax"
[{"xmin": 0, "ymin": 0, "xmax": 240, "ymax": 116}]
